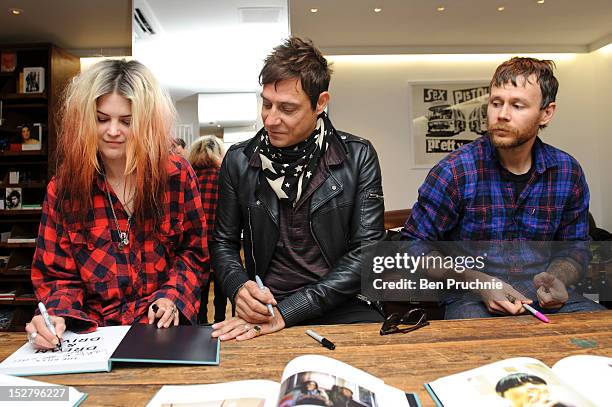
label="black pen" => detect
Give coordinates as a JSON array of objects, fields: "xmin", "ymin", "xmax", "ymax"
[{"xmin": 306, "ymin": 329, "xmax": 335, "ymax": 350}]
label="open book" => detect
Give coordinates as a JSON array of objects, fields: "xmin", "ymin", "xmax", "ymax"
[
  {"xmin": 425, "ymin": 355, "xmax": 611, "ymax": 406},
  {"xmin": 147, "ymin": 354, "xmax": 421, "ymax": 407},
  {"xmin": 0, "ymin": 324, "xmax": 219, "ymax": 376},
  {"xmin": 0, "ymin": 373, "xmax": 87, "ymax": 406}
]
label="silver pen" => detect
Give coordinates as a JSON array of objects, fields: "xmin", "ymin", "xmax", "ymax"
[
  {"xmin": 255, "ymin": 275, "xmax": 275, "ymax": 317},
  {"xmin": 38, "ymin": 302, "xmax": 62, "ymax": 351}
]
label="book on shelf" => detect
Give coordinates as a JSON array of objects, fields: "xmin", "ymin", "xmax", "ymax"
[
  {"xmin": 20, "ymin": 204, "xmax": 42, "ymax": 210},
  {"xmin": 0, "ymin": 290, "xmax": 16, "ymax": 299},
  {"xmin": 425, "ymin": 355, "xmax": 611, "ymax": 407},
  {"xmin": 147, "ymin": 354, "xmax": 421, "ymax": 407},
  {"xmin": 8, "ymin": 171, "xmax": 19, "ymax": 184},
  {"xmin": 0, "ymin": 324, "xmax": 220, "ymax": 376},
  {"xmin": 0, "ymin": 255, "xmax": 9, "ymax": 268},
  {"xmin": 7, "ymin": 265, "xmax": 31, "ymax": 274},
  {"xmin": 13, "ymin": 292, "xmax": 35, "ymax": 302},
  {"xmin": 0, "ymin": 373, "xmax": 87, "ymax": 407},
  {"xmin": 0, "ymin": 51, "xmax": 16, "ymax": 72},
  {"xmin": 17, "ymin": 72, "xmax": 23, "ymax": 94},
  {"xmin": 7, "ymin": 224, "xmax": 37, "ymax": 244}
]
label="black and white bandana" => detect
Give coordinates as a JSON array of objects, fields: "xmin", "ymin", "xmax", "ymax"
[{"xmin": 257, "ymin": 112, "xmax": 333, "ymax": 205}]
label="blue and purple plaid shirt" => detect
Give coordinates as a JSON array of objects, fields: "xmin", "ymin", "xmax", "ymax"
[{"xmin": 401, "ymin": 136, "xmax": 589, "ymax": 277}]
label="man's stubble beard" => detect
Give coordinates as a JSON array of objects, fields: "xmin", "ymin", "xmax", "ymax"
[{"xmin": 487, "ymin": 120, "xmax": 540, "ymax": 150}]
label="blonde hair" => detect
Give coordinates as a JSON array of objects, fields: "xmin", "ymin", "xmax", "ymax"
[
  {"xmin": 188, "ymin": 136, "xmax": 225, "ymax": 168},
  {"xmin": 56, "ymin": 59, "xmax": 176, "ymax": 225}
]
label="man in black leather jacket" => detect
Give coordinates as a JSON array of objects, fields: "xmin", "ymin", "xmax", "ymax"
[{"xmin": 210, "ymin": 37, "xmax": 385, "ymax": 341}]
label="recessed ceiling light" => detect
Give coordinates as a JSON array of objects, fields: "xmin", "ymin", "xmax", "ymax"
[
  {"xmin": 310, "ymin": 8, "xmax": 318, "ymax": 13},
  {"xmin": 9, "ymin": 8, "xmax": 23, "ymax": 15},
  {"xmin": 537, "ymin": 0, "xmax": 545, "ymax": 3},
  {"xmin": 437, "ymin": 6, "xmax": 445, "ymax": 12},
  {"xmin": 497, "ymin": 6, "xmax": 505, "ymax": 11},
  {"xmin": 374, "ymin": 8, "xmax": 382, "ymax": 13},
  {"xmin": 217, "ymin": 124, "xmax": 222, "ymax": 128}
]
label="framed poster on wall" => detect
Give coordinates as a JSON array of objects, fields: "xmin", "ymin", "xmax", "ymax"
[{"xmin": 410, "ymin": 81, "xmax": 490, "ymax": 168}]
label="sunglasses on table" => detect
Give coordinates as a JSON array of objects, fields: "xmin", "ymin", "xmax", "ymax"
[{"xmin": 379, "ymin": 308, "xmax": 429, "ymax": 336}]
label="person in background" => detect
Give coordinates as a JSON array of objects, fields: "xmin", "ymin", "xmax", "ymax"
[
  {"xmin": 189, "ymin": 135, "xmax": 228, "ymax": 324},
  {"xmin": 172, "ymin": 137, "xmax": 188, "ymax": 158},
  {"xmin": 25, "ymin": 59, "xmax": 208, "ymax": 349}
]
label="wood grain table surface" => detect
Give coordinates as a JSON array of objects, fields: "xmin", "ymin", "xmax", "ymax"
[{"xmin": 0, "ymin": 311, "xmax": 610, "ymax": 406}]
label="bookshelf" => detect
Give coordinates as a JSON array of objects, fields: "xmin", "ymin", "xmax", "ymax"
[{"xmin": 0, "ymin": 43, "xmax": 79, "ymax": 331}]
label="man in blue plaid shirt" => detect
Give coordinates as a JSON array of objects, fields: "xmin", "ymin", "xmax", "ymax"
[{"xmin": 402, "ymin": 57, "xmax": 604, "ymax": 319}]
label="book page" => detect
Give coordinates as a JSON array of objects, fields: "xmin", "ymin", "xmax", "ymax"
[
  {"xmin": 552, "ymin": 355, "xmax": 612, "ymax": 406},
  {"xmin": 428, "ymin": 357, "xmax": 596, "ymax": 407},
  {"xmin": 145, "ymin": 380, "xmax": 280, "ymax": 407},
  {"xmin": 0, "ymin": 373, "xmax": 87, "ymax": 406},
  {"xmin": 277, "ymin": 354, "xmax": 408, "ymax": 407},
  {"xmin": 0, "ymin": 325, "xmax": 130, "ymax": 376}
]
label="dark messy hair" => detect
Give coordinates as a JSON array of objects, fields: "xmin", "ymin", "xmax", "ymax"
[
  {"xmin": 490, "ymin": 57, "xmax": 558, "ymax": 109},
  {"xmin": 259, "ymin": 37, "xmax": 332, "ymax": 110},
  {"xmin": 173, "ymin": 138, "xmax": 186, "ymax": 148},
  {"xmin": 495, "ymin": 373, "xmax": 547, "ymax": 397}
]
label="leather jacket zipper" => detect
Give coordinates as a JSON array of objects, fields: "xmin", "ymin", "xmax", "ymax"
[
  {"xmin": 310, "ymin": 220, "xmax": 332, "ymax": 267},
  {"xmin": 368, "ymin": 192, "xmax": 384, "ymax": 200},
  {"xmin": 247, "ymin": 207, "xmax": 257, "ymax": 275}
]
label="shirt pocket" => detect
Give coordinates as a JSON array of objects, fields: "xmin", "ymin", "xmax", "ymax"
[
  {"xmin": 522, "ymin": 206, "xmax": 559, "ymax": 239},
  {"xmin": 68, "ymin": 226, "xmax": 115, "ymax": 286}
]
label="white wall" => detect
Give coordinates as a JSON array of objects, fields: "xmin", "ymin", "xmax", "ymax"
[
  {"xmin": 591, "ymin": 47, "xmax": 612, "ymax": 230},
  {"xmin": 327, "ymin": 52, "xmax": 612, "ymax": 230},
  {"xmin": 174, "ymin": 95, "xmax": 199, "ymax": 146}
]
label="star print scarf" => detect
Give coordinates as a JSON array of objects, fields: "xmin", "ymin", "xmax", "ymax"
[{"xmin": 257, "ymin": 112, "xmax": 332, "ymax": 205}]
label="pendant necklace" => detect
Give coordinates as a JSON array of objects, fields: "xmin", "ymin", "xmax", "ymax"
[{"xmin": 105, "ymin": 175, "xmax": 133, "ymax": 250}]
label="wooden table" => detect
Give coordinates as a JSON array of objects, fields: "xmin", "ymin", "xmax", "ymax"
[{"xmin": 1, "ymin": 311, "xmax": 610, "ymax": 406}]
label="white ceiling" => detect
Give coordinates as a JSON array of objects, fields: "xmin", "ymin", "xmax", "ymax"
[
  {"xmin": 1, "ymin": 1, "xmax": 610, "ymax": 54},
  {"xmin": 290, "ymin": 0, "xmax": 612, "ymax": 54},
  {"xmin": 132, "ymin": 0, "xmax": 290, "ymax": 100},
  {"xmin": 1, "ymin": 0, "xmax": 610, "ymax": 99}
]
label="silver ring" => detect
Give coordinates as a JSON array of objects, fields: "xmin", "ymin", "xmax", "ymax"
[
  {"xmin": 244, "ymin": 324, "xmax": 250, "ymax": 332},
  {"xmin": 27, "ymin": 331, "xmax": 38, "ymax": 344}
]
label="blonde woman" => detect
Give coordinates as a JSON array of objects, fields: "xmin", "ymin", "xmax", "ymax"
[
  {"xmin": 25, "ymin": 60, "xmax": 208, "ymax": 349},
  {"xmin": 189, "ymin": 135, "xmax": 227, "ymax": 323}
]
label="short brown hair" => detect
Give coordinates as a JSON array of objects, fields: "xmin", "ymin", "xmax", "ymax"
[
  {"xmin": 490, "ymin": 57, "xmax": 558, "ymax": 109},
  {"xmin": 259, "ymin": 37, "xmax": 332, "ymax": 110}
]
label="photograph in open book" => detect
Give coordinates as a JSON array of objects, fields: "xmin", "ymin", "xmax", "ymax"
[
  {"xmin": 277, "ymin": 371, "xmax": 378, "ymax": 407},
  {"xmin": 426, "ymin": 357, "xmax": 596, "ymax": 407},
  {"xmin": 160, "ymin": 398, "xmax": 265, "ymax": 407}
]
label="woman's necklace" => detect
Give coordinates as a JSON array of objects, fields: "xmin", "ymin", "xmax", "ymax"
[{"xmin": 104, "ymin": 175, "xmax": 133, "ymax": 250}]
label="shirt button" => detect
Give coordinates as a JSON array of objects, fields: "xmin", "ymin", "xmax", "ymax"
[
  {"xmin": 331, "ymin": 185, "xmax": 337, "ymax": 191},
  {"xmin": 256, "ymin": 200, "xmax": 261, "ymax": 205}
]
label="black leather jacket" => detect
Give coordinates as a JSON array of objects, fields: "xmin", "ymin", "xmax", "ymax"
[{"xmin": 210, "ymin": 130, "xmax": 385, "ymax": 326}]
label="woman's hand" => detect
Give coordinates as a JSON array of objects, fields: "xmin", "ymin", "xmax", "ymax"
[
  {"xmin": 25, "ymin": 315, "xmax": 66, "ymax": 350},
  {"xmin": 148, "ymin": 298, "xmax": 179, "ymax": 328}
]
